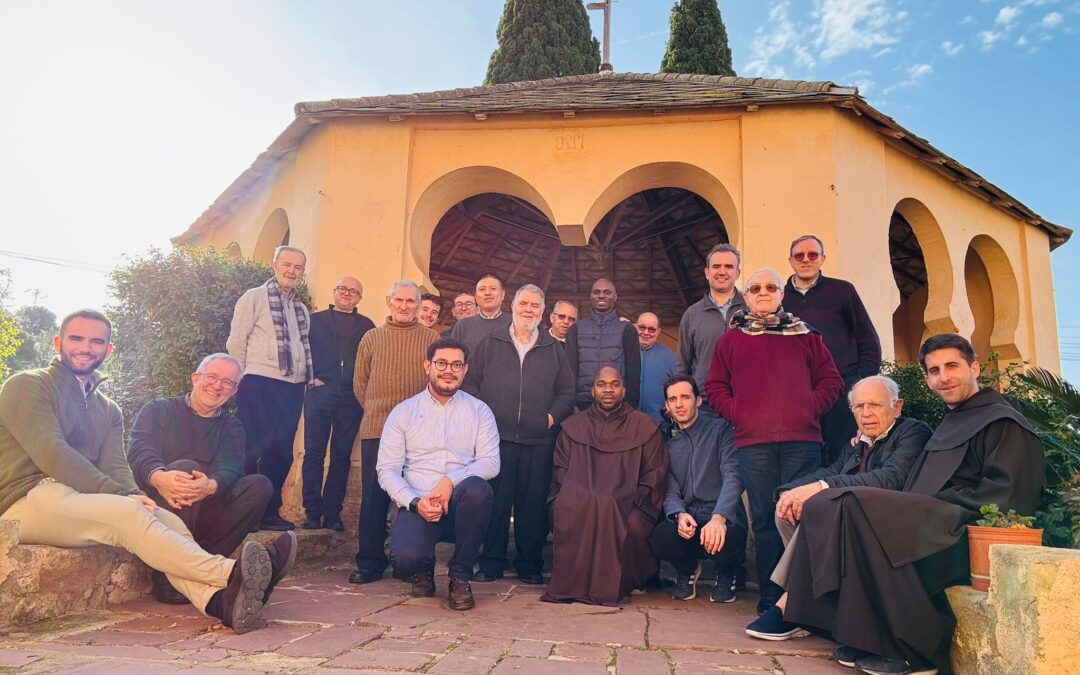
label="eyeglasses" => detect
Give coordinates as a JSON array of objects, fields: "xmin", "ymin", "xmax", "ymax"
[
  {"xmin": 851, "ymin": 401, "xmax": 888, "ymax": 414},
  {"xmin": 552, "ymin": 313, "xmax": 577, "ymax": 323},
  {"xmin": 636, "ymin": 325, "xmax": 659, "ymax": 334},
  {"xmin": 335, "ymin": 286, "xmax": 362, "ymax": 297},
  {"xmin": 200, "ymin": 373, "xmax": 238, "ymax": 391},
  {"xmin": 431, "ymin": 359, "xmax": 466, "ymax": 373},
  {"xmin": 745, "ymin": 283, "xmax": 780, "ymax": 295},
  {"xmin": 791, "ymin": 251, "xmax": 821, "ymax": 262},
  {"xmin": 454, "ymin": 301, "xmax": 476, "ymax": 309}
]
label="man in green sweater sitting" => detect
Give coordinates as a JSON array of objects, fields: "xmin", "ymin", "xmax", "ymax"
[{"xmin": 0, "ymin": 309, "xmax": 293, "ymax": 634}]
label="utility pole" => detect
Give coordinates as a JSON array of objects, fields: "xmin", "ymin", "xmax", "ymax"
[{"xmin": 586, "ymin": 0, "xmax": 612, "ymax": 71}]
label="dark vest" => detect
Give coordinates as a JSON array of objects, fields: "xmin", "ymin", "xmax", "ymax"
[{"xmin": 575, "ymin": 311, "xmax": 627, "ymax": 395}]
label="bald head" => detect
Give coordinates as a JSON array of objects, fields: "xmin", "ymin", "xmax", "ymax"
[
  {"xmin": 332, "ymin": 276, "xmax": 363, "ymax": 312},
  {"xmin": 636, "ymin": 312, "xmax": 660, "ymax": 349},
  {"xmin": 592, "ymin": 365, "xmax": 625, "ymax": 411},
  {"xmin": 590, "ymin": 278, "xmax": 617, "ymax": 314}
]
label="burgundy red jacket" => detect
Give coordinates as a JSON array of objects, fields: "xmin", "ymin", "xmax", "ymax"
[{"xmin": 704, "ymin": 329, "xmax": 844, "ymax": 449}]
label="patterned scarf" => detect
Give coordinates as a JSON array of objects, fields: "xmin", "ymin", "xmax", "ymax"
[
  {"xmin": 729, "ymin": 306, "xmax": 812, "ymax": 336},
  {"xmin": 266, "ymin": 278, "xmax": 313, "ymax": 383}
]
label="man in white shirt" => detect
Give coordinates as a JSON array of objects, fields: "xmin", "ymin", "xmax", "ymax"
[{"xmin": 377, "ymin": 337, "xmax": 500, "ymax": 611}]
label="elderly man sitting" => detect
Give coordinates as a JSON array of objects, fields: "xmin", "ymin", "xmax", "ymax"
[
  {"xmin": 704, "ymin": 268, "xmax": 844, "ymax": 614},
  {"xmin": 745, "ymin": 374, "xmax": 932, "ymax": 640}
]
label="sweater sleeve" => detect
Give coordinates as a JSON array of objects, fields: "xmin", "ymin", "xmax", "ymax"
[
  {"xmin": 623, "ymin": 323, "xmax": 642, "ymax": 407},
  {"xmin": 353, "ymin": 332, "xmax": 374, "ymax": 406},
  {"xmin": 807, "ymin": 334, "xmax": 845, "ymax": 417},
  {"xmin": 847, "ymin": 285, "xmax": 883, "ymax": 380},
  {"xmin": 209, "ymin": 417, "xmax": 245, "ymax": 491},
  {"xmin": 704, "ymin": 336, "xmax": 735, "ymax": 421},
  {"xmin": 548, "ymin": 344, "xmax": 576, "ymax": 424},
  {"xmin": 675, "ymin": 309, "xmax": 693, "ymax": 377},
  {"xmin": 0, "ymin": 373, "xmax": 131, "ymax": 496},
  {"xmin": 126, "ymin": 400, "xmax": 170, "ymax": 489},
  {"xmin": 226, "ymin": 289, "xmax": 256, "ymax": 371},
  {"xmin": 461, "ymin": 339, "xmax": 484, "ymax": 397},
  {"xmin": 97, "ymin": 402, "xmax": 144, "ymax": 496},
  {"xmin": 711, "ymin": 422, "xmax": 742, "ymax": 523}
]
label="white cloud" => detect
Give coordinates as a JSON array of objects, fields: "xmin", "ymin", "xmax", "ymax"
[
  {"xmin": 961, "ymin": 15, "xmax": 976, "ymax": 25},
  {"xmin": 1016, "ymin": 35, "xmax": 1030, "ymax": 45},
  {"xmin": 941, "ymin": 40, "xmax": 963, "ymax": 56},
  {"xmin": 814, "ymin": 0, "xmax": 899, "ymax": 60},
  {"xmin": 979, "ymin": 29, "xmax": 1006, "ymax": 49},
  {"xmin": 996, "ymin": 6, "xmax": 1023, "ymax": 26},
  {"xmin": 882, "ymin": 63, "xmax": 933, "ymax": 95},
  {"xmin": 743, "ymin": 1, "xmax": 800, "ymax": 77},
  {"xmin": 1041, "ymin": 11, "xmax": 1065, "ymax": 27}
]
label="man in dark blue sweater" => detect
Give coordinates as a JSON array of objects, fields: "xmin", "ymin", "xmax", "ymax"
[
  {"xmin": 649, "ymin": 375, "xmax": 747, "ymax": 603},
  {"xmin": 301, "ymin": 277, "xmax": 375, "ymax": 531}
]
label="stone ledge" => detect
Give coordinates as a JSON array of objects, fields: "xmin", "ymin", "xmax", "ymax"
[
  {"xmin": 949, "ymin": 544, "xmax": 1080, "ymax": 674},
  {"xmin": 0, "ymin": 519, "xmax": 353, "ymax": 629}
]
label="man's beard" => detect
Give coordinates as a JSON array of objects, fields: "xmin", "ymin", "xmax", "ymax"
[
  {"xmin": 61, "ymin": 349, "xmax": 106, "ymax": 376},
  {"xmin": 513, "ymin": 315, "xmax": 540, "ymax": 334},
  {"xmin": 429, "ymin": 376, "xmax": 462, "ymax": 398}
]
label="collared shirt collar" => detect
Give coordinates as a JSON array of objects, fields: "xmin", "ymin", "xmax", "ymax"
[
  {"xmin": 423, "ymin": 385, "xmax": 461, "ymax": 407},
  {"xmin": 788, "ymin": 273, "xmax": 821, "ymax": 296},
  {"xmin": 858, "ymin": 417, "xmax": 898, "ymax": 448},
  {"xmin": 479, "ymin": 309, "xmax": 503, "ymax": 320},
  {"xmin": 184, "ymin": 392, "xmax": 223, "ymax": 418},
  {"xmin": 548, "ymin": 327, "xmax": 565, "ymax": 343}
]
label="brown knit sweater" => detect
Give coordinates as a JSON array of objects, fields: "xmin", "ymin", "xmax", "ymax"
[{"xmin": 354, "ymin": 318, "xmax": 439, "ymax": 439}]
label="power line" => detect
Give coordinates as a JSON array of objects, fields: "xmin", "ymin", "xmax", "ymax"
[{"xmin": 0, "ymin": 248, "xmax": 109, "ymax": 274}]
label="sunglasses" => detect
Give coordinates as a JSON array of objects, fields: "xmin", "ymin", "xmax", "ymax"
[
  {"xmin": 745, "ymin": 283, "xmax": 780, "ymax": 295},
  {"xmin": 552, "ymin": 313, "xmax": 577, "ymax": 323},
  {"xmin": 636, "ymin": 325, "xmax": 659, "ymax": 333},
  {"xmin": 791, "ymin": 251, "xmax": 821, "ymax": 262}
]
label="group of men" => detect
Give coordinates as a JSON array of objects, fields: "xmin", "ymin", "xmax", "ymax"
[{"xmin": 0, "ymin": 235, "xmax": 1045, "ymax": 675}]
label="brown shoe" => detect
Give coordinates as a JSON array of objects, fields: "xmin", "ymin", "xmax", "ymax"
[
  {"xmin": 411, "ymin": 570, "xmax": 436, "ymax": 598},
  {"xmin": 216, "ymin": 540, "xmax": 271, "ymax": 633},
  {"xmin": 447, "ymin": 576, "xmax": 475, "ymax": 611}
]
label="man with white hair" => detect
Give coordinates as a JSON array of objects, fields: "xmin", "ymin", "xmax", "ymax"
[
  {"xmin": 227, "ymin": 245, "xmax": 312, "ymax": 531},
  {"xmin": 704, "ymin": 268, "xmax": 843, "ymax": 614},
  {"xmin": 464, "ymin": 284, "xmax": 575, "ymax": 584},
  {"xmin": 128, "ymin": 353, "xmax": 277, "ymax": 604},
  {"xmin": 350, "ymin": 280, "xmax": 439, "ymax": 584}
]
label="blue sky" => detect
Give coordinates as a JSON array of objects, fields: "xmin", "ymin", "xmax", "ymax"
[{"xmin": 0, "ymin": 0, "xmax": 1077, "ymax": 375}]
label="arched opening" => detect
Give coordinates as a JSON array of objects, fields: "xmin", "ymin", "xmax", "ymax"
[
  {"xmin": 427, "ymin": 187, "xmax": 727, "ymax": 336},
  {"xmin": 889, "ymin": 198, "xmax": 954, "ymax": 362},
  {"xmin": 253, "ymin": 208, "xmax": 290, "ymax": 264},
  {"xmin": 225, "ymin": 241, "xmax": 242, "ymax": 259},
  {"xmin": 965, "ymin": 235, "xmax": 1021, "ymax": 367}
]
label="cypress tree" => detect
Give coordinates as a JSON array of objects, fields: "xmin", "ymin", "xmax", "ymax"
[
  {"xmin": 485, "ymin": 0, "xmax": 602, "ymax": 85},
  {"xmin": 660, "ymin": 0, "xmax": 735, "ymax": 76}
]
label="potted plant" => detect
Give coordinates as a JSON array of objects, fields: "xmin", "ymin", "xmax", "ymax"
[{"xmin": 967, "ymin": 504, "xmax": 1043, "ymax": 591}]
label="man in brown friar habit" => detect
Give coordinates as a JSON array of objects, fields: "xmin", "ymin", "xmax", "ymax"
[
  {"xmin": 542, "ymin": 366, "xmax": 669, "ymax": 606},
  {"xmin": 746, "ymin": 334, "xmax": 1044, "ymax": 675}
]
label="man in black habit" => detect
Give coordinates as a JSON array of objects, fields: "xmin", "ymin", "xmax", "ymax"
[{"xmin": 746, "ymin": 334, "xmax": 1044, "ymax": 675}]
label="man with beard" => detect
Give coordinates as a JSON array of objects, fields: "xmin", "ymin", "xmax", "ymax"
[
  {"xmin": 543, "ymin": 366, "xmax": 668, "ymax": 606},
  {"xmin": 127, "ymin": 353, "xmax": 275, "ymax": 605},
  {"xmin": 1, "ymin": 310, "xmax": 294, "ymax": 633},
  {"xmin": 227, "ymin": 245, "xmax": 311, "ymax": 531},
  {"xmin": 418, "ymin": 294, "xmax": 443, "ymax": 330},
  {"xmin": 565, "ymin": 278, "xmax": 641, "ymax": 410},
  {"xmin": 547, "ymin": 300, "xmax": 578, "ymax": 344},
  {"xmin": 747, "ymin": 335, "xmax": 1044, "ymax": 675},
  {"xmin": 301, "ymin": 277, "xmax": 375, "ymax": 531},
  {"xmin": 378, "ymin": 338, "xmax": 499, "ymax": 611},
  {"xmin": 350, "ymin": 280, "xmax": 439, "ymax": 584},
  {"xmin": 705, "ymin": 269, "xmax": 843, "ymax": 614},
  {"xmin": 464, "ymin": 285, "xmax": 575, "ymax": 584},
  {"xmin": 451, "ymin": 274, "xmax": 511, "ymax": 354}
]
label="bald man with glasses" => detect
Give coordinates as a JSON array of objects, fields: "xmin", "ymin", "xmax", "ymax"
[{"xmin": 636, "ymin": 312, "xmax": 676, "ymax": 423}]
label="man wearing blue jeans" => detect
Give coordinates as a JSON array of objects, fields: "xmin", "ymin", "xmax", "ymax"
[{"xmin": 704, "ymin": 269, "xmax": 843, "ymax": 613}]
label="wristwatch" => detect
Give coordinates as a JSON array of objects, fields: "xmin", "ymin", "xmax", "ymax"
[{"xmin": 408, "ymin": 497, "xmax": 421, "ymax": 513}]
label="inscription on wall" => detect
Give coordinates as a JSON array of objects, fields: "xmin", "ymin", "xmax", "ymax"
[{"xmin": 553, "ymin": 130, "xmax": 585, "ymax": 155}]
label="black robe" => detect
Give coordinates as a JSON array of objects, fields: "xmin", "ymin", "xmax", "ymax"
[
  {"xmin": 784, "ymin": 388, "xmax": 1045, "ymax": 673},
  {"xmin": 542, "ymin": 402, "xmax": 669, "ymax": 606}
]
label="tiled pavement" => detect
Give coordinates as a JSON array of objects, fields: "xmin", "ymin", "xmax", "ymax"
[{"xmin": 0, "ymin": 563, "xmax": 843, "ymax": 674}]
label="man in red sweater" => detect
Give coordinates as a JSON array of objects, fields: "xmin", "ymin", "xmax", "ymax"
[{"xmin": 704, "ymin": 269, "xmax": 843, "ymax": 614}]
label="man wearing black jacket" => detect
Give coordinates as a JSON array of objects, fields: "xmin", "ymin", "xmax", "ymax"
[
  {"xmin": 301, "ymin": 277, "xmax": 375, "ymax": 530},
  {"xmin": 783, "ymin": 235, "xmax": 882, "ymax": 465},
  {"xmin": 464, "ymin": 284, "xmax": 575, "ymax": 584}
]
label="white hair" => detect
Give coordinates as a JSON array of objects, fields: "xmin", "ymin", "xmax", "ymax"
[
  {"xmin": 513, "ymin": 284, "xmax": 546, "ymax": 311},
  {"xmin": 743, "ymin": 268, "xmax": 784, "ymax": 291},
  {"xmin": 196, "ymin": 353, "xmax": 243, "ymax": 377},
  {"xmin": 273, "ymin": 245, "xmax": 306, "ymax": 263},
  {"xmin": 848, "ymin": 375, "xmax": 901, "ymax": 405},
  {"xmin": 387, "ymin": 279, "xmax": 420, "ymax": 300}
]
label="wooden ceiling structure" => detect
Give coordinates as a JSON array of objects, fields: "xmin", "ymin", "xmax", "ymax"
[
  {"xmin": 888, "ymin": 212, "xmax": 929, "ymax": 300},
  {"xmin": 428, "ymin": 187, "xmax": 728, "ymax": 326}
]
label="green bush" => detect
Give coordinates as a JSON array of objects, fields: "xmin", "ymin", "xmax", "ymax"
[{"xmin": 106, "ymin": 246, "xmax": 310, "ymax": 429}]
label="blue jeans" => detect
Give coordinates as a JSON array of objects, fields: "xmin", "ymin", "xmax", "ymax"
[{"xmin": 737, "ymin": 441, "xmax": 821, "ymax": 604}]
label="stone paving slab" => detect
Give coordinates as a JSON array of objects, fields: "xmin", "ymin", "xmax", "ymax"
[{"xmin": 0, "ymin": 568, "xmax": 844, "ymax": 673}]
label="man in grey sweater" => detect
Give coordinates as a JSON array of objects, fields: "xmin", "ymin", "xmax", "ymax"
[{"xmin": 451, "ymin": 273, "xmax": 511, "ymax": 354}]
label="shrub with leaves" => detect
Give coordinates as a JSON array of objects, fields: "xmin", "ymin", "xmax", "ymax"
[
  {"xmin": 880, "ymin": 359, "xmax": 946, "ymax": 428},
  {"xmin": 975, "ymin": 504, "xmax": 1036, "ymax": 529},
  {"xmin": 106, "ymin": 246, "xmax": 310, "ymax": 430}
]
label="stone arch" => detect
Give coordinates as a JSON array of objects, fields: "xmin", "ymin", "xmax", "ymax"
[
  {"xmin": 409, "ymin": 167, "xmax": 555, "ymax": 277},
  {"xmin": 889, "ymin": 198, "xmax": 955, "ymax": 362},
  {"xmin": 965, "ymin": 234, "xmax": 1021, "ymax": 362},
  {"xmin": 253, "ymin": 208, "xmax": 290, "ymax": 264},
  {"xmin": 582, "ymin": 162, "xmax": 740, "ymax": 248}
]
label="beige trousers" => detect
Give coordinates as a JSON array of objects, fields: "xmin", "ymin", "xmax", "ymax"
[
  {"xmin": 2, "ymin": 481, "xmax": 234, "ymax": 613},
  {"xmin": 769, "ymin": 513, "xmax": 800, "ymax": 588}
]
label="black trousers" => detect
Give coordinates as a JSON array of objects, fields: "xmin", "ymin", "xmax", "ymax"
[
  {"xmin": 148, "ymin": 459, "xmax": 273, "ymax": 557},
  {"xmin": 477, "ymin": 440, "xmax": 554, "ymax": 576},
  {"xmin": 820, "ymin": 388, "xmax": 858, "ymax": 466},
  {"xmin": 301, "ymin": 384, "xmax": 363, "ymax": 521},
  {"xmin": 235, "ymin": 374, "xmax": 305, "ymax": 519},
  {"xmin": 389, "ymin": 476, "xmax": 494, "ymax": 579},
  {"xmin": 355, "ymin": 438, "xmax": 392, "ymax": 574},
  {"xmin": 649, "ymin": 518, "xmax": 748, "ymax": 577}
]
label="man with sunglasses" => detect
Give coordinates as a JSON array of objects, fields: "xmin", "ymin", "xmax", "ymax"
[
  {"xmin": 300, "ymin": 277, "xmax": 375, "ymax": 531},
  {"xmin": 128, "ymin": 353, "xmax": 279, "ymax": 605},
  {"xmin": 705, "ymin": 269, "xmax": 843, "ymax": 615},
  {"xmin": 548, "ymin": 300, "xmax": 578, "ymax": 344},
  {"xmin": 378, "ymin": 338, "xmax": 499, "ymax": 611},
  {"xmin": 636, "ymin": 312, "xmax": 676, "ymax": 423},
  {"xmin": 784, "ymin": 235, "xmax": 882, "ymax": 466}
]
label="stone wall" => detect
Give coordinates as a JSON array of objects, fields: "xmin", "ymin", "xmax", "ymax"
[{"xmin": 948, "ymin": 544, "xmax": 1080, "ymax": 674}]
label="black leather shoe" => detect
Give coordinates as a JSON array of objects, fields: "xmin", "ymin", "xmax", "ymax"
[
  {"xmin": 517, "ymin": 572, "xmax": 544, "ymax": 585},
  {"xmin": 263, "ymin": 531, "xmax": 297, "ymax": 602},
  {"xmin": 301, "ymin": 517, "xmax": 322, "ymax": 530},
  {"xmin": 151, "ymin": 570, "xmax": 190, "ymax": 605},
  {"xmin": 472, "ymin": 568, "xmax": 503, "ymax": 582},
  {"xmin": 411, "ymin": 570, "xmax": 436, "ymax": 598},
  {"xmin": 447, "ymin": 576, "xmax": 475, "ymax": 610},
  {"xmin": 348, "ymin": 569, "xmax": 382, "ymax": 584},
  {"xmin": 322, "ymin": 516, "xmax": 346, "ymax": 532},
  {"xmin": 214, "ymin": 540, "xmax": 271, "ymax": 633},
  {"xmin": 260, "ymin": 514, "xmax": 296, "ymax": 531}
]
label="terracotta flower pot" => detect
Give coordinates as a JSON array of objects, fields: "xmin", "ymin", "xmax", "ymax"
[{"xmin": 966, "ymin": 524, "xmax": 1043, "ymax": 591}]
